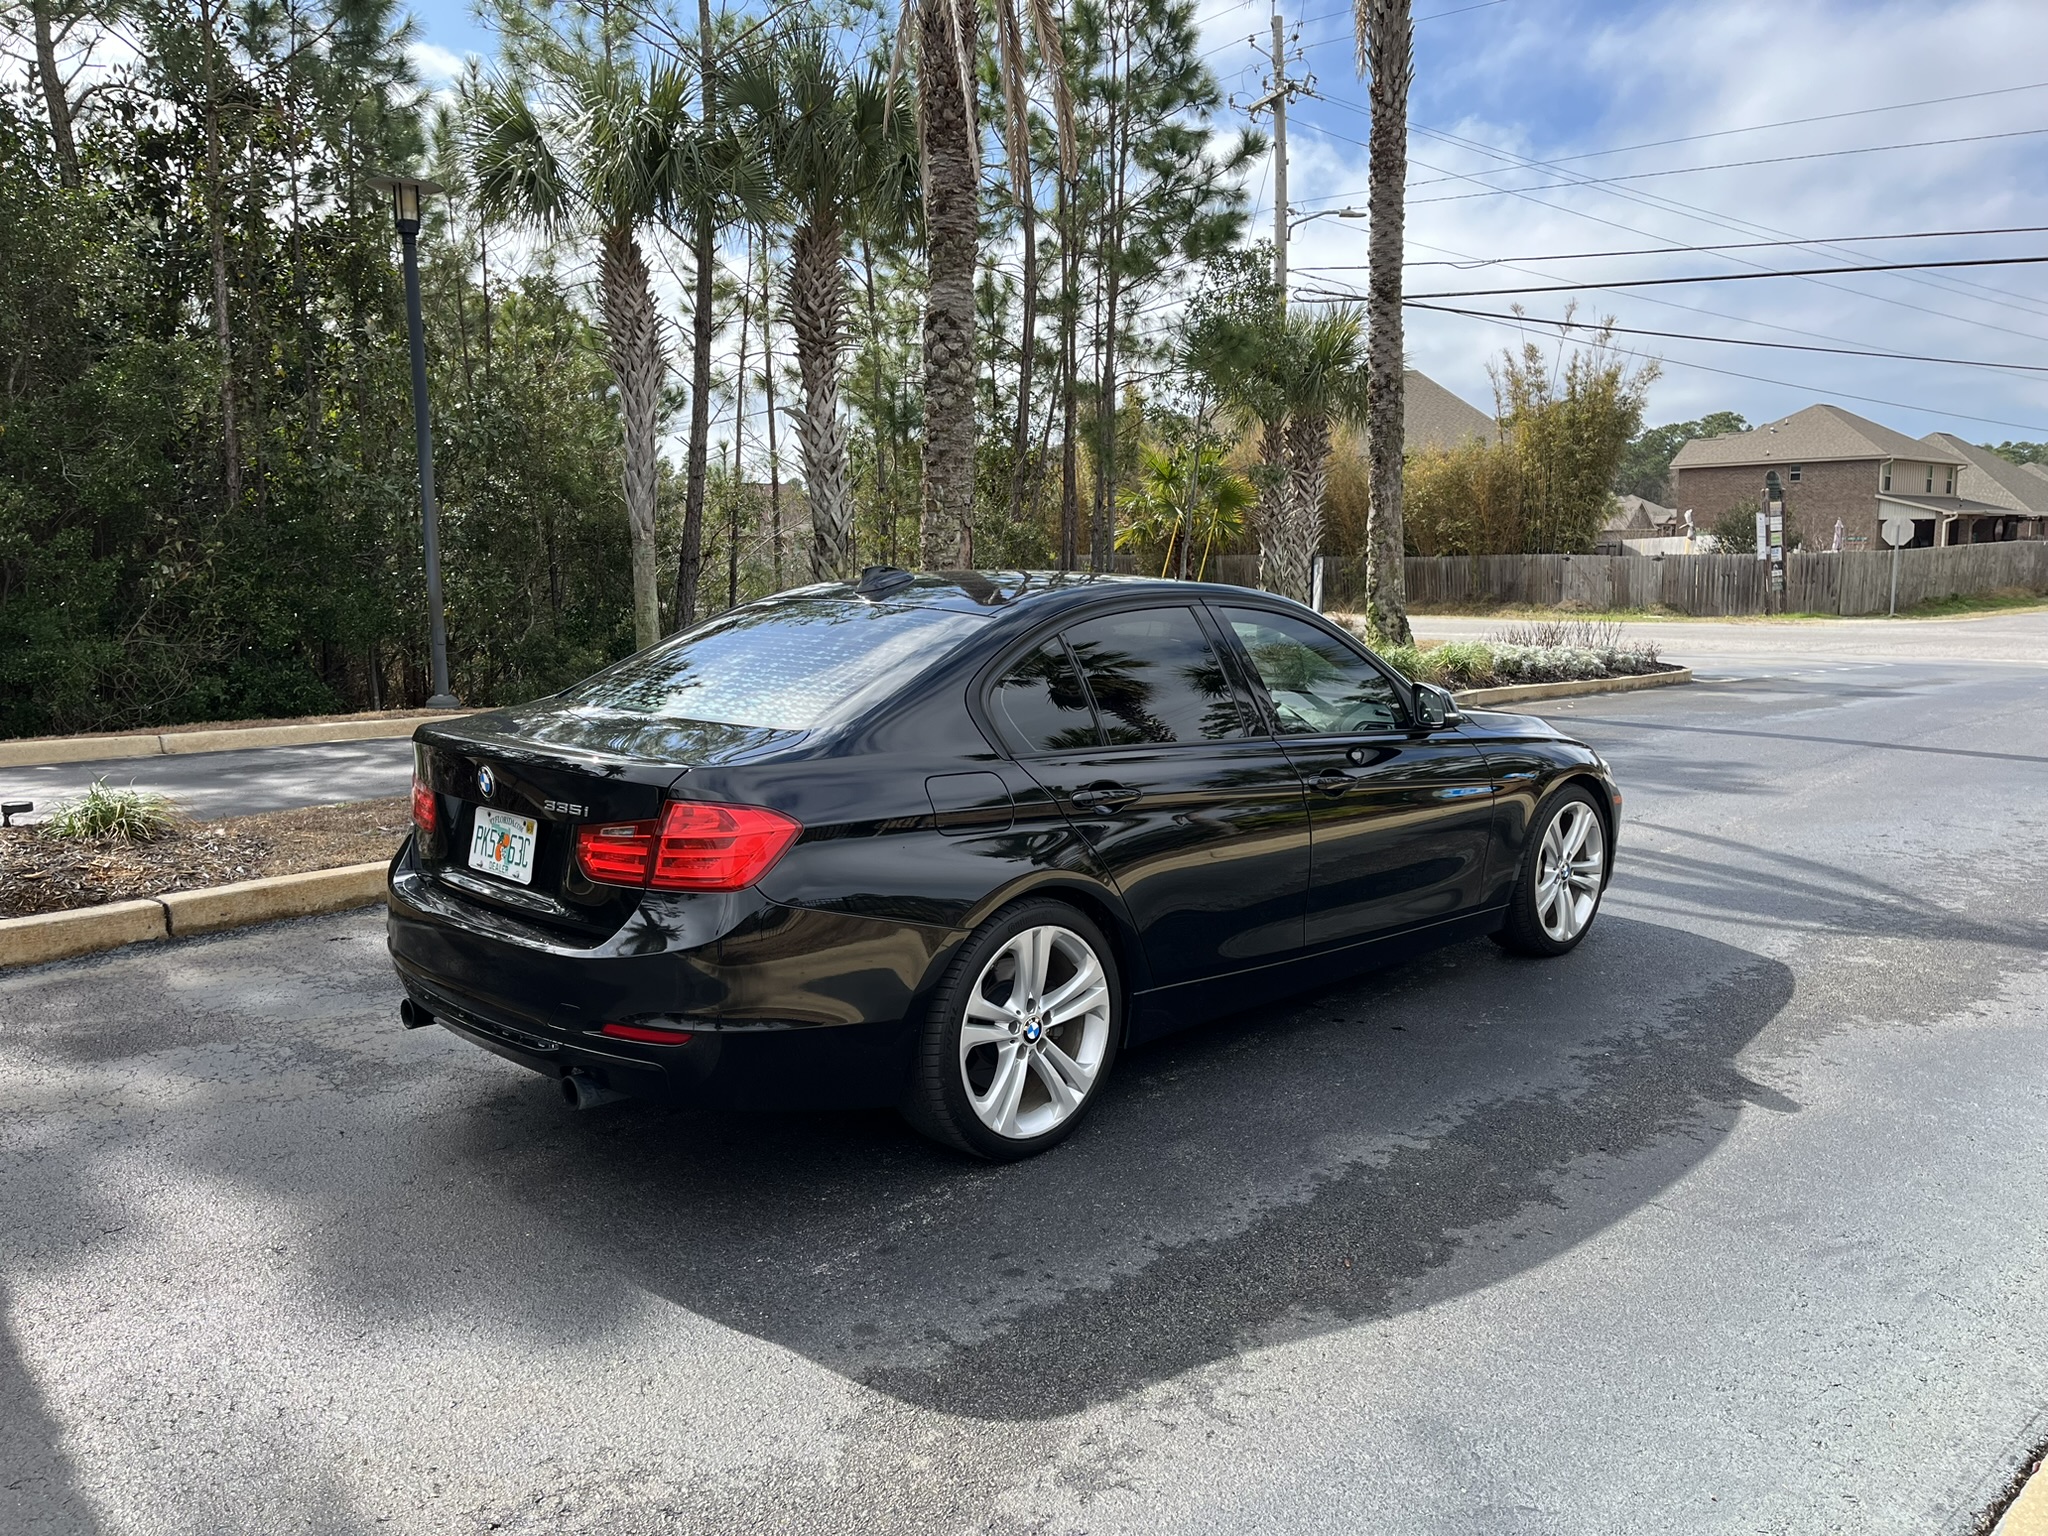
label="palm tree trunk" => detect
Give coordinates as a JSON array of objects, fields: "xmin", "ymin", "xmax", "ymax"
[
  {"xmin": 918, "ymin": 0, "xmax": 980, "ymax": 568},
  {"xmin": 1361, "ymin": 0, "xmax": 1414, "ymax": 644},
  {"xmin": 789, "ymin": 222, "xmax": 854, "ymax": 580},
  {"xmin": 1274, "ymin": 411, "xmax": 1330, "ymax": 605},
  {"xmin": 598, "ymin": 223, "xmax": 667, "ymax": 650}
]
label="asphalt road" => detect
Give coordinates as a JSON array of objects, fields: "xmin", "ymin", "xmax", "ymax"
[
  {"xmin": 0, "ymin": 739, "xmax": 415, "ymax": 823},
  {"xmin": 5, "ymin": 654, "xmax": 2047, "ymax": 1534}
]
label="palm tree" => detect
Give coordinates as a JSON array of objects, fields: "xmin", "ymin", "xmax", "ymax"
[
  {"xmin": 913, "ymin": 0, "xmax": 980, "ymax": 568},
  {"xmin": 1272, "ymin": 306, "xmax": 1371, "ymax": 606},
  {"xmin": 470, "ymin": 58, "xmax": 697, "ymax": 650},
  {"xmin": 1356, "ymin": 0, "xmax": 1414, "ymax": 642},
  {"xmin": 1114, "ymin": 440, "xmax": 1254, "ymax": 579},
  {"xmin": 726, "ymin": 35, "xmax": 916, "ymax": 582}
]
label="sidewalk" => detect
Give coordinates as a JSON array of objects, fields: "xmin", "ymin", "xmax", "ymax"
[{"xmin": 1412, "ymin": 609, "xmax": 2048, "ymax": 667}]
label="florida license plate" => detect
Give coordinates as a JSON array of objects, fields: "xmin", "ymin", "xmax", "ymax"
[{"xmin": 468, "ymin": 806, "xmax": 538, "ymax": 885}]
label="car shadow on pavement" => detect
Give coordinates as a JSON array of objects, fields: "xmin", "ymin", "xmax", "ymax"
[
  {"xmin": 0, "ymin": 1307, "xmax": 107, "ymax": 1535},
  {"xmin": 460, "ymin": 915, "xmax": 1796, "ymax": 1422}
]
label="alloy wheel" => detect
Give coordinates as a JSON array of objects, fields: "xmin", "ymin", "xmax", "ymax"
[
  {"xmin": 958, "ymin": 925, "xmax": 1111, "ymax": 1140},
  {"xmin": 1535, "ymin": 801, "xmax": 1605, "ymax": 943}
]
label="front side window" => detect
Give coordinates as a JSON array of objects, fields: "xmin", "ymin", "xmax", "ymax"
[
  {"xmin": 1787, "ymin": 465, "xmax": 1802, "ymax": 482},
  {"xmin": 1926, "ymin": 466, "xmax": 1935, "ymax": 493},
  {"xmin": 990, "ymin": 638, "xmax": 1101, "ymax": 752},
  {"xmin": 1061, "ymin": 607, "xmax": 1242, "ymax": 746},
  {"xmin": 1220, "ymin": 607, "xmax": 1404, "ymax": 736},
  {"xmin": 568, "ymin": 596, "xmax": 983, "ymax": 732}
]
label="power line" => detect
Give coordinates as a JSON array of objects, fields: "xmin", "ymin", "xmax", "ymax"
[
  {"xmin": 1293, "ymin": 78, "xmax": 2048, "ymax": 202},
  {"xmin": 1363, "ymin": 225, "xmax": 2048, "ymax": 269},
  {"xmin": 1408, "ymin": 254, "xmax": 2048, "ymax": 300},
  {"xmin": 1396, "ymin": 300, "xmax": 2048, "ymax": 375},
  {"xmin": 1286, "ymin": 110, "xmax": 2048, "ymax": 335},
  {"xmin": 1351, "ymin": 299, "xmax": 2048, "ymax": 435},
  {"xmin": 1402, "ymin": 126, "xmax": 2048, "ymax": 205}
]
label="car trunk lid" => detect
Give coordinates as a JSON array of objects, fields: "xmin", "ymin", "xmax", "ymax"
[{"xmin": 412, "ymin": 704, "xmax": 806, "ymax": 940}]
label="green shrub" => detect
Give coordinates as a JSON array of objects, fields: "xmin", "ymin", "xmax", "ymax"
[{"xmin": 42, "ymin": 778, "xmax": 176, "ymax": 842}]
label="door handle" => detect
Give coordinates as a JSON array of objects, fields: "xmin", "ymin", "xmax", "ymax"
[
  {"xmin": 1071, "ymin": 784, "xmax": 1139, "ymax": 810},
  {"xmin": 1314, "ymin": 768, "xmax": 1359, "ymax": 795}
]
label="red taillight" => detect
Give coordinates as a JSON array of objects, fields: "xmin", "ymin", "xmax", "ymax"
[
  {"xmin": 411, "ymin": 775, "xmax": 437, "ymax": 833},
  {"xmin": 574, "ymin": 800, "xmax": 800, "ymax": 893},
  {"xmin": 601, "ymin": 1021, "xmax": 695, "ymax": 1045},
  {"xmin": 575, "ymin": 820, "xmax": 658, "ymax": 885}
]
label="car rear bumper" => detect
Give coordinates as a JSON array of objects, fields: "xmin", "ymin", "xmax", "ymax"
[{"xmin": 385, "ymin": 843, "xmax": 961, "ymax": 1108}]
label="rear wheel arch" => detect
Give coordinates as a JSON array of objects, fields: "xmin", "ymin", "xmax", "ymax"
[{"xmin": 946, "ymin": 877, "xmax": 1143, "ymax": 1034}]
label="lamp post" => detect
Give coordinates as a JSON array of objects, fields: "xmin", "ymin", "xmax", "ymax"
[{"xmin": 368, "ymin": 173, "xmax": 458, "ymax": 708}]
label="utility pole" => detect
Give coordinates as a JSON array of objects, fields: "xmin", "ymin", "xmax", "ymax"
[{"xmin": 1245, "ymin": 9, "xmax": 1304, "ymax": 305}]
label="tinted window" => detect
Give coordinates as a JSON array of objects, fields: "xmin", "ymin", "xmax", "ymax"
[
  {"xmin": 1063, "ymin": 607, "xmax": 1241, "ymax": 746},
  {"xmin": 1221, "ymin": 607, "xmax": 1404, "ymax": 735},
  {"xmin": 991, "ymin": 639, "xmax": 1102, "ymax": 752},
  {"xmin": 567, "ymin": 596, "xmax": 983, "ymax": 732}
]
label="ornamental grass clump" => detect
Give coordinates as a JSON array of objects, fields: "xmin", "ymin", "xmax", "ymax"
[{"xmin": 41, "ymin": 778, "xmax": 177, "ymax": 843}]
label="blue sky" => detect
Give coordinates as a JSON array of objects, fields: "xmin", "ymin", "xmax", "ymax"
[{"xmin": 402, "ymin": 0, "xmax": 2048, "ymax": 448}]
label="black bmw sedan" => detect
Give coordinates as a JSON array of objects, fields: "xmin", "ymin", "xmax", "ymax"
[{"xmin": 388, "ymin": 570, "xmax": 1620, "ymax": 1160}]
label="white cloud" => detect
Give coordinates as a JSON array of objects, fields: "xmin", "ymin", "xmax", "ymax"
[
  {"xmin": 1215, "ymin": 0, "xmax": 2048, "ymax": 439},
  {"xmin": 408, "ymin": 40, "xmax": 472, "ymax": 87}
]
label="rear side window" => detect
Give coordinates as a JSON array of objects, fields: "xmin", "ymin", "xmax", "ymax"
[
  {"xmin": 568, "ymin": 597, "xmax": 983, "ymax": 732},
  {"xmin": 990, "ymin": 638, "xmax": 1102, "ymax": 752},
  {"xmin": 1063, "ymin": 607, "xmax": 1242, "ymax": 746},
  {"xmin": 1220, "ymin": 607, "xmax": 1405, "ymax": 735}
]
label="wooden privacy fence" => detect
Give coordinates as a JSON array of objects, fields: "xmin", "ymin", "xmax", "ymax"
[{"xmin": 1285, "ymin": 545, "xmax": 2048, "ymax": 617}]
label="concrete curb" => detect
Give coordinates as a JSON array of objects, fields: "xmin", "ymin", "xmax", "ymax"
[
  {"xmin": 0, "ymin": 713, "xmax": 469, "ymax": 770},
  {"xmin": 1455, "ymin": 667, "xmax": 1693, "ymax": 708},
  {"xmin": 1995, "ymin": 1453, "xmax": 2048, "ymax": 1536},
  {"xmin": 0, "ymin": 862, "xmax": 389, "ymax": 970}
]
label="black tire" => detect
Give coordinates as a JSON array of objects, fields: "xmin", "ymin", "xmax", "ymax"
[
  {"xmin": 904, "ymin": 899, "xmax": 1122, "ymax": 1161},
  {"xmin": 1493, "ymin": 786, "xmax": 1609, "ymax": 958}
]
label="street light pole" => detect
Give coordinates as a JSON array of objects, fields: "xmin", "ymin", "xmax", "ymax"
[{"xmin": 370, "ymin": 174, "xmax": 458, "ymax": 709}]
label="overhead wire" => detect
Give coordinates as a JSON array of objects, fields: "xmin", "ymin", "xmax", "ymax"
[
  {"xmin": 1393, "ymin": 301, "xmax": 2048, "ymax": 375},
  {"xmin": 1304, "ymin": 293, "xmax": 2048, "ymax": 435},
  {"xmin": 1288, "ymin": 96, "xmax": 2048, "ymax": 337}
]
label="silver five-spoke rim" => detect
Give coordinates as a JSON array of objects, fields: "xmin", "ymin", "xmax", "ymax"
[
  {"xmin": 1535, "ymin": 802, "xmax": 1604, "ymax": 943},
  {"xmin": 960, "ymin": 925, "xmax": 1111, "ymax": 1140}
]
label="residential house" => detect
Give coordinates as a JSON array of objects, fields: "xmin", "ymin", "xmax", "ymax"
[
  {"xmin": 1403, "ymin": 371, "xmax": 1496, "ymax": 453},
  {"xmin": 1595, "ymin": 494, "xmax": 1699, "ymax": 555},
  {"xmin": 1919, "ymin": 434, "xmax": 2048, "ymax": 540},
  {"xmin": 1668, "ymin": 403, "xmax": 2025, "ymax": 551}
]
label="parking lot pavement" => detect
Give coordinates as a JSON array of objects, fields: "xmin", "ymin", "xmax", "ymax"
[
  {"xmin": 4, "ymin": 656, "xmax": 2046, "ymax": 1534},
  {"xmin": 0, "ymin": 738, "xmax": 415, "ymax": 823}
]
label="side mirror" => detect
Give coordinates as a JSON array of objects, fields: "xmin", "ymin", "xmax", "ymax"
[{"xmin": 1413, "ymin": 682, "xmax": 1462, "ymax": 730}]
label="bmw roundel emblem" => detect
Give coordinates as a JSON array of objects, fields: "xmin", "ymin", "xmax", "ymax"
[{"xmin": 476, "ymin": 765, "xmax": 495, "ymax": 799}]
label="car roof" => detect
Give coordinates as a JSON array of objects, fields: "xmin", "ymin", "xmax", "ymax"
[{"xmin": 790, "ymin": 569, "xmax": 1287, "ymax": 621}]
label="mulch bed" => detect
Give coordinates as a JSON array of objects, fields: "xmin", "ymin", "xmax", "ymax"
[{"xmin": 0, "ymin": 798, "xmax": 411, "ymax": 919}]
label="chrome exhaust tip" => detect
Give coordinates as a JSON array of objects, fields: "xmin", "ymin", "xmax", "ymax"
[{"xmin": 560, "ymin": 1071, "xmax": 627, "ymax": 1111}]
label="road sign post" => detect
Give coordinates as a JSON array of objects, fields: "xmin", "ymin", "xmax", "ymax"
[
  {"xmin": 1764, "ymin": 472, "xmax": 1786, "ymax": 613},
  {"xmin": 1880, "ymin": 511, "xmax": 1916, "ymax": 616}
]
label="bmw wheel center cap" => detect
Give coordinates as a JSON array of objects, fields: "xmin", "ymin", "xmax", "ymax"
[{"xmin": 477, "ymin": 766, "xmax": 495, "ymax": 798}]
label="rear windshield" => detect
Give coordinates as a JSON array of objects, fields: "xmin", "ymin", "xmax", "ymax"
[{"xmin": 565, "ymin": 596, "xmax": 985, "ymax": 731}]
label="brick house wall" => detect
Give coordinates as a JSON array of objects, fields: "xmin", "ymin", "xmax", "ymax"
[{"xmin": 1671, "ymin": 458, "xmax": 1882, "ymax": 550}]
